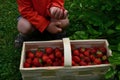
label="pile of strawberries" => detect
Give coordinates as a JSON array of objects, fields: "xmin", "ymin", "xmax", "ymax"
[
  {"xmin": 72, "ymin": 46, "xmax": 109, "ymax": 66},
  {"xmin": 24, "ymin": 47, "xmax": 64, "ymax": 68},
  {"xmin": 23, "ymin": 46, "xmax": 109, "ymax": 68}
]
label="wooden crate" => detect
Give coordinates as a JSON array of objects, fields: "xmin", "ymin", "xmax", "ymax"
[{"xmin": 19, "ymin": 38, "xmax": 112, "ymax": 80}]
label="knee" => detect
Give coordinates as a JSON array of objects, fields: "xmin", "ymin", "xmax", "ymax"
[{"xmin": 17, "ymin": 17, "xmax": 34, "ymax": 34}]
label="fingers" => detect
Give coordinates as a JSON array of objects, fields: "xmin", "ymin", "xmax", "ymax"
[
  {"xmin": 63, "ymin": 10, "xmax": 68, "ymax": 19},
  {"xmin": 50, "ymin": 7, "xmax": 65, "ymax": 19}
]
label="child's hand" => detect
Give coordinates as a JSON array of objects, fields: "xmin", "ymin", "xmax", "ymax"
[
  {"xmin": 50, "ymin": 7, "xmax": 68, "ymax": 19},
  {"xmin": 46, "ymin": 21, "xmax": 62, "ymax": 34}
]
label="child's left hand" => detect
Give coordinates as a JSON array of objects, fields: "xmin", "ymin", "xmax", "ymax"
[{"xmin": 50, "ymin": 7, "xmax": 68, "ymax": 19}]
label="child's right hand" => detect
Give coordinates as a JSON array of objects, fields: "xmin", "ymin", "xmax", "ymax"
[
  {"xmin": 50, "ymin": 7, "xmax": 68, "ymax": 19},
  {"xmin": 46, "ymin": 21, "xmax": 62, "ymax": 34}
]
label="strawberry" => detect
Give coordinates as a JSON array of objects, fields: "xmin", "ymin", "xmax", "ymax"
[
  {"xmin": 45, "ymin": 47, "xmax": 53, "ymax": 54},
  {"xmin": 61, "ymin": 63, "xmax": 64, "ymax": 66},
  {"xmin": 72, "ymin": 60, "xmax": 76, "ymax": 66},
  {"xmin": 79, "ymin": 47, "xmax": 86, "ymax": 53},
  {"xmin": 79, "ymin": 53, "xmax": 84, "ymax": 59},
  {"xmin": 32, "ymin": 58, "xmax": 41, "ymax": 67},
  {"xmin": 83, "ymin": 51, "xmax": 90, "ymax": 56},
  {"xmin": 53, "ymin": 62, "xmax": 60, "ymax": 66},
  {"xmin": 35, "ymin": 51, "xmax": 43, "ymax": 58},
  {"xmin": 96, "ymin": 51, "xmax": 103, "ymax": 58},
  {"xmin": 54, "ymin": 47, "xmax": 61, "ymax": 52},
  {"xmin": 84, "ymin": 57, "xmax": 90, "ymax": 62},
  {"xmin": 88, "ymin": 62, "xmax": 92, "ymax": 65},
  {"xmin": 73, "ymin": 49, "xmax": 80, "ymax": 56},
  {"xmin": 49, "ymin": 54, "xmax": 55, "ymax": 61},
  {"xmin": 25, "ymin": 58, "xmax": 32, "ymax": 64},
  {"xmin": 90, "ymin": 55, "xmax": 96, "ymax": 61},
  {"xmin": 73, "ymin": 56, "xmax": 81, "ymax": 63},
  {"xmin": 103, "ymin": 60, "xmax": 109, "ymax": 64},
  {"xmin": 55, "ymin": 51, "xmax": 62, "ymax": 58},
  {"xmin": 24, "ymin": 62, "xmax": 30, "ymax": 68},
  {"xmin": 27, "ymin": 52, "xmax": 34, "ymax": 59},
  {"xmin": 79, "ymin": 60, "xmax": 87, "ymax": 66},
  {"xmin": 42, "ymin": 55, "xmax": 49, "ymax": 62},
  {"xmin": 102, "ymin": 55, "xmax": 107, "ymax": 61},
  {"xmin": 61, "ymin": 56, "xmax": 64, "ymax": 62},
  {"xmin": 94, "ymin": 58, "xmax": 101, "ymax": 64},
  {"xmin": 46, "ymin": 59, "xmax": 52, "ymax": 65},
  {"xmin": 90, "ymin": 48, "xmax": 97, "ymax": 54},
  {"xmin": 98, "ymin": 47, "xmax": 106, "ymax": 53}
]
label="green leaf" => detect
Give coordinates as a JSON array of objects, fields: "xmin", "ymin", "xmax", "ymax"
[
  {"xmin": 106, "ymin": 29, "xmax": 115, "ymax": 35},
  {"xmin": 105, "ymin": 67, "xmax": 117, "ymax": 79},
  {"xmin": 116, "ymin": 24, "xmax": 120, "ymax": 30},
  {"xmin": 119, "ymin": 71, "xmax": 120, "ymax": 80},
  {"xmin": 109, "ymin": 53, "xmax": 120, "ymax": 65},
  {"xmin": 117, "ymin": 43, "xmax": 120, "ymax": 52}
]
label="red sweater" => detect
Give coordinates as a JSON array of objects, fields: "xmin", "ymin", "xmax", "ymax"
[{"xmin": 17, "ymin": 0, "xmax": 64, "ymax": 32}]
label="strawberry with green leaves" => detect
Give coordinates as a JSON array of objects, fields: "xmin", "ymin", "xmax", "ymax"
[
  {"xmin": 35, "ymin": 50, "xmax": 43, "ymax": 58},
  {"xmin": 32, "ymin": 58, "xmax": 41, "ymax": 67}
]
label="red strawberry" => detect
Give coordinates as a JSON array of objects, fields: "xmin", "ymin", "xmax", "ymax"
[
  {"xmin": 83, "ymin": 51, "xmax": 90, "ymax": 56},
  {"xmin": 45, "ymin": 47, "xmax": 53, "ymax": 54},
  {"xmin": 94, "ymin": 58, "xmax": 101, "ymax": 64},
  {"xmin": 84, "ymin": 57, "xmax": 90, "ymax": 62},
  {"xmin": 24, "ymin": 62, "xmax": 30, "ymax": 68},
  {"xmin": 73, "ymin": 49, "xmax": 79, "ymax": 56},
  {"xmin": 88, "ymin": 62, "xmax": 92, "ymax": 65},
  {"xmin": 25, "ymin": 58, "xmax": 32, "ymax": 64},
  {"xmin": 98, "ymin": 47, "xmax": 106, "ymax": 53},
  {"xmin": 86, "ymin": 48, "xmax": 91, "ymax": 52},
  {"xmin": 79, "ymin": 53, "xmax": 84, "ymax": 59},
  {"xmin": 79, "ymin": 47, "xmax": 86, "ymax": 53},
  {"xmin": 61, "ymin": 63, "xmax": 64, "ymax": 66},
  {"xmin": 42, "ymin": 55, "xmax": 49, "ymax": 62},
  {"xmin": 96, "ymin": 51, "xmax": 103, "ymax": 58},
  {"xmin": 90, "ymin": 55, "xmax": 96, "ymax": 61},
  {"xmin": 53, "ymin": 62, "xmax": 60, "ymax": 66},
  {"xmin": 46, "ymin": 59, "xmax": 52, "ymax": 65},
  {"xmin": 54, "ymin": 47, "xmax": 61, "ymax": 52},
  {"xmin": 35, "ymin": 51, "xmax": 43, "ymax": 58},
  {"xmin": 27, "ymin": 52, "xmax": 34, "ymax": 59},
  {"xmin": 79, "ymin": 61, "xmax": 87, "ymax": 66},
  {"xmin": 61, "ymin": 56, "xmax": 64, "ymax": 62},
  {"xmin": 32, "ymin": 58, "xmax": 41, "ymax": 67},
  {"xmin": 73, "ymin": 56, "xmax": 81, "ymax": 63},
  {"xmin": 49, "ymin": 54, "xmax": 55, "ymax": 61},
  {"xmin": 55, "ymin": 51, "xmax": 62, "ymax": 58},
  {"xmin": 90, "ymin": 48, "xmax": 97, "ymax": 54},
  {"xmin": 72, "ymin": 60, "xmax": 76, "ymax": 66},
  {"xmin": 103, "ymin": 60, "xmax": 109, "ymax": 64}
]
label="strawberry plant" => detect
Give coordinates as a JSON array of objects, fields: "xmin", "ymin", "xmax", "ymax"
[{"xmin": 65, "ymin": 0, "xmax": 120, "ymax": 79}]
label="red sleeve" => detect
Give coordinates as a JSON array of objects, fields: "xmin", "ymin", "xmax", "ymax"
[
  {"xmin": 51, "ymin": 0, "xmax": 64, "ymax": 9},
  {"xmin": 17, "ymin": 0, "xmax": 50, "ymax": 32},
  {"xmin": 47, "ymin": 0, "xmax": 65, "ymax": 17}
]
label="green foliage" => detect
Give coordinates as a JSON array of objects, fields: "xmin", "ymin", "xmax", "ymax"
[{"xmin": 65, "ymin": 0, "xmax": 120, "ymax": 79}]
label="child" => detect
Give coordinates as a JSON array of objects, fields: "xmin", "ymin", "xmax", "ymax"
[{"xmin": 15, "ymin": 0, "xmax": 69, "ymax": 48}]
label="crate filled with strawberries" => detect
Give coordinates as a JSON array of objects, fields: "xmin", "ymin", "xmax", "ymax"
[{"xmin": 19, "ymin": 38, "xmax": 112, "ymax": 80}]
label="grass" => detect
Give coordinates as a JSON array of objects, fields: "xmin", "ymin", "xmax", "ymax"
[{"xmin": 0, "ymin": 0, "xmax": 22, "ymax": 80}]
